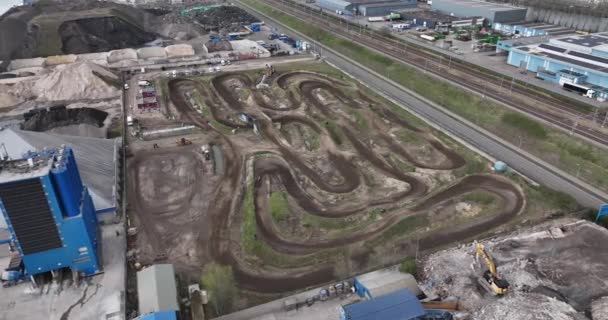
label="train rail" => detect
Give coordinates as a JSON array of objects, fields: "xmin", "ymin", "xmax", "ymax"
[{"xmin": 246, "ymin": 0, "xmax": 608, "ymax": 147}]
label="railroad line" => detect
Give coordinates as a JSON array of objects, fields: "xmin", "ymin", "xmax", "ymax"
[{"xmin": 249, "ymin": 0, "xmax": 608, "ymax": 147}]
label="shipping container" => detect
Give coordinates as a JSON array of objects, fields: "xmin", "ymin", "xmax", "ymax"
[{"xmin": 420, "ymin": 34, "xmax": 436, "ymax": 41}]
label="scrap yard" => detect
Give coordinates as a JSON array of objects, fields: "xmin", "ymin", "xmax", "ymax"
[{"xmin": 1, "ymin": 0, "xmax": 608, "ymax": 320}]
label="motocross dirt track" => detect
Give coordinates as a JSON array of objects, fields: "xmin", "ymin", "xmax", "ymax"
[{"xmin": 128, "ymin": 68, "xmax": 525, "ymax": 294}]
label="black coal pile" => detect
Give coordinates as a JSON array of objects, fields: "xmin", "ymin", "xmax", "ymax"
[
  {"xmin": 59, "ymin": 17, "xmax": 157, "ymax": 54},
  {"xmin": 21, "ymin": 106, "xmax": 108, "ymax": 132},
  {"xmin": 193, "ymin": 6, "xmax": 259, "ymax": 32}
]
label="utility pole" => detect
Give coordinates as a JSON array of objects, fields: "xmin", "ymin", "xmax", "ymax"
[{"xmin": 509, "ymin": 76, "xmax": 515, "ymax": 93}]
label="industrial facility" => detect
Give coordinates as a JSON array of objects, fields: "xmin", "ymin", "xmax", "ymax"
[
  {"xmin": 431, "ymin": 0, "xmax": 527, "ymax": 24},
  {"xmin": 316, "ymin": 0, "xmax": 416, "ymax": 16},
  {"xmin": 398, "ymin": 10, "xmax": 484, "ymax": 30},
  {"xmin": 507, "ymin": 32, "xmax": 608, "ymax": 101},
  {"xmin": 0, "ymin": 146, "xmax": 101, "ymax": 282}
]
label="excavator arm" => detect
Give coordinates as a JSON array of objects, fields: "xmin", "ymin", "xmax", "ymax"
[{"xmin": 474, "ymin": 242, "xmax": 509, "ymax": 295}]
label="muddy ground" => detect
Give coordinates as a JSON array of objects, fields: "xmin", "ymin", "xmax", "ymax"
[{"xmin": 126, "ymin": 63, "xmax": 530, "ymax": 315}]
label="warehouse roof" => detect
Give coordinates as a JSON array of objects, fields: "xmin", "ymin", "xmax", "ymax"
[
  {"xmin": 513, "ymin": 43, "xmax": 608, "ymax": 73},
  {"xmin": 137, "ymin": 264, "xmax": 179, "ymax": 315},
  {"xmin": 433, "ymin": 0, "xmax": 525, "ymax": 11},
  {"xmin": 341, "ymin": 289, "xmax": 425, "ymax": 320},
  {"xmin": 360, "ymin": 1, "xmax": 415, "ymax": 8}
]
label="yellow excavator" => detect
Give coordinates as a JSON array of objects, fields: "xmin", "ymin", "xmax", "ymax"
[{"xmin": 474, "ymin": 241, "xmax": 509, "ymax": 296}]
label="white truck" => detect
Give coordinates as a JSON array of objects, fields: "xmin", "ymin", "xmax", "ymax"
[
  {"xmin": 127, "ymin": 116, "xmax": 134, "ymax": 126},
  {"xmin": 138, "ymin": 80, "xmax": 151, "ymax": 87}
]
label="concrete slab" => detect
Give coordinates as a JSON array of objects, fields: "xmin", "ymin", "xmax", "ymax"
[
  {"xmin": 217, "ymin": 266, "xmax": 420, "ymax": 320},
  {"xmin": 0, "ymin": 222, "xmax": 126, "ymax": 320}
]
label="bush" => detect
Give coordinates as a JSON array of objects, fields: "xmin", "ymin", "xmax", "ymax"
[
  {"xmin": 201, "ymin": 263, "xmax": 237, "ymax": 316},
  {"xmin": 501, "ymin": 112, "xmax": 547, "ymax": 139},
  {"xmin": 399, "ymin": 258, "xmax": 417, "ymax": 275}
]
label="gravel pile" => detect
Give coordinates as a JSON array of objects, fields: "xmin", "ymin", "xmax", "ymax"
[
  {"xmin": 193, "ymin": 6, "xmax": 259, "ymax": 32},
  {"xmin": 420, "ymin": 220, "xmax": 608, "ymax": 320}
]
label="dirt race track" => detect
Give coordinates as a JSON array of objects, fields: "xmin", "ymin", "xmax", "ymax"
[{"xmin": 127, "ymin": 64, "xmax": 526, "ymax": 296}]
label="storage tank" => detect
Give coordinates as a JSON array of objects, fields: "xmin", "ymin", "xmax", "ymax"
[{"xmin": 494, "ymin": 161, "xmax": 508, "ymax": 172}]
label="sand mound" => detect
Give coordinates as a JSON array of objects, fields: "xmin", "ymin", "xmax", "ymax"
[{"xmin": 26, "ymin": 62, "xmax": 120, "ymax": 102}]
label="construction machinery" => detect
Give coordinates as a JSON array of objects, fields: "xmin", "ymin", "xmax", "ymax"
[
  {"xmin": 474, "ymin": 241, "xmax": 509, "ymax": 296},
  {"xmin": 176, "ymin": 138, "xmax": 192, "ymax": 146}
]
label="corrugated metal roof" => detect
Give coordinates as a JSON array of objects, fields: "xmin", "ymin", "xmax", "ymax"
[
  {"xmin": 137, "ymin": 264, "xmax": 180, "ymax": 314},
  {"xmin": 0, "ymin": 128, "xmax": 117, "ymax": 209},
  {"xmin": 139, "ymin": 310, "xmax": 178, "ymax": 320},
  {"xmin": 341, "ymin": 289, "xmax": 425, "ymax": 320}
]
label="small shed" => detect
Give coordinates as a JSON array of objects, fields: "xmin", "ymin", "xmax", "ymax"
[
  {"xmin": 137, "ymin": 264, "xmax": 180, "ymax": 315},
  {"xmin": 340, "ymin": 289, "xmax": 425, "ymax": 320}
]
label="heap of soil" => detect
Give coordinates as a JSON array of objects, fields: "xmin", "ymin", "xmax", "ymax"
[
  {"xmin": 59, "ymin": 17, "xmax": 157, "ymax": 54},
  {"xmin": 193, "ymin": 6, "xmax": 259, "ymax": 32},
  {"xmin": 21, "ymin": 107, "xmax": 108, "ymax": 133}
]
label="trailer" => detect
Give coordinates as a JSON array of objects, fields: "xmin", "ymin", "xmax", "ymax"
[
  {"xmin": 138, "ymin": 80, "xmax": 151, "ymax": 87},
  {"xmin": 420, "ymin": 34, "xmax": 436, "ymax": 41},
  {"xmin": 392, "ymin": 23, "xmax": 411, "ymax": 30},
  {"xmin": 368, "ymin": 16, "xmax": 385, "ymax": 22},
  {"xmin": 563, "ymin": 82, "xmax": 596, "ymax": 98}
]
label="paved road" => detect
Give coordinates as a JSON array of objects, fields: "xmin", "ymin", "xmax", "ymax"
[{"xmin": 239, "ymin": 0, "xmax": 608, "ymax": 208}]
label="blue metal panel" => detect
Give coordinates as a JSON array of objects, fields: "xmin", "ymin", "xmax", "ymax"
[
  {"xmin": 51, "ymin": 164, "xmax": 80, "ymax": 217},
  {"xmin": 342, "ymin": 289, "xmax": 425, "ymax": 320},
  {"xmin": 2, "ymin": 146, "xmax": 101, "ymax": 277},
  {"xmin": 140, "ymin": 311, "xmax": 178, "ymax": 320}
]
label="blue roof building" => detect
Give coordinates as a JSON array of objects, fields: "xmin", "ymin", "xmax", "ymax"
[
  {"xmin": 507, "ymin": 32, "xmax": 608, "ymax": 101},
  {"xmin": 340, "ymin": 289, "xmax": 425, "ymax": 320}
]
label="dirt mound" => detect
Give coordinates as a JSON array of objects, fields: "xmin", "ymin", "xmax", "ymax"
[
  {"xmin": 28, "ymin": 62, "xmax": 120, "ymax": 101},
  {"xmin": 21, "ymin": 106, "xmax": 108, "ymax": 135},
  {"xmin": 0, "ymin": 0, "xmax": 163, "ymax": 60},
  {"xmin": 59, "ymin": 17, "xmax": 157, "ymax": 54},
  {"xmin": 193, "ymin": 6, "xmax": 259, "ymax": 32}
]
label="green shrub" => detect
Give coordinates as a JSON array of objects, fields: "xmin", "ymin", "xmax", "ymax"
[
  {"xmin": 399, "ymin": 257, "xmax": 417, "ymax": 275},
  {"xmin": 201, "ymin": 263, "xmax": 237, "ymax": 316}
]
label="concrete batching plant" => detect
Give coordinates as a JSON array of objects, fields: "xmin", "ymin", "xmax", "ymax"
[{"xmin": 0, "ymin": 146, "xmax": 101, "ymax": 281}]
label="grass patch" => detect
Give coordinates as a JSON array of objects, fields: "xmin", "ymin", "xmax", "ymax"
[
  {"xmin": 352, "ymin": 110, "xmax": 369, "ymax": 130},
  {"xmin": 269, "ymin": 191, "xmax": 289, "ymax": 222},
  {"xmin": 241, "ymin": 180, "xmax": 340, "ymax": 268},
  {"xmin": 501, "ymin": 112, "xmax": 547, "ymax": 139},
  {"xmin": 387, "ymin": 154, "xmax": 416, "ymax": 173},
  {"xmin": 302, "ymin": 213, "xmax": 351, "ymax": 230},
  {"xmin": 463, "ymin": 191, "xmax": 496, "ymax": 206},
  {"xmin": 365, "ymin": 215, "xmax": 428, "ymax": 248},
  {"xmin": 323, "ymin": 120, "xmax": 343, "ymax": 145}
]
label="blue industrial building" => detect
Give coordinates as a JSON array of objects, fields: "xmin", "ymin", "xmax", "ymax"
[
  {"xmin": 493, "ymin": 22, "xmax": 574, "ymax": 38},
  {"xmin": 316, "ymin": 0, "xmax": 416, "ymax": 16},
  {"xmin": 0, "ymin": 146, "xmax": 101, "ymax": 279},
  {"xmin": 341, "ymin": 288, "xmax": 454, "ymax": 320},
  {"xmin": 432, "ymin": 0, "xmax": 527, "ymax": 25},
  {"xmin": 507, "ymin": 33, "xmax": 608, "ymax": 101}
]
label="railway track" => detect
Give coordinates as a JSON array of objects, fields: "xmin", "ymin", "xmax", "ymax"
[{"xmin": 244, "ymin": 0, "xmax": 608, "ymax": 147}]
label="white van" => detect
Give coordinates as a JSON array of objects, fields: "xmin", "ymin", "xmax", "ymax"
[{"xmin": 127, "ymin": 116, "xmax": 134, "ymax": 126}]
